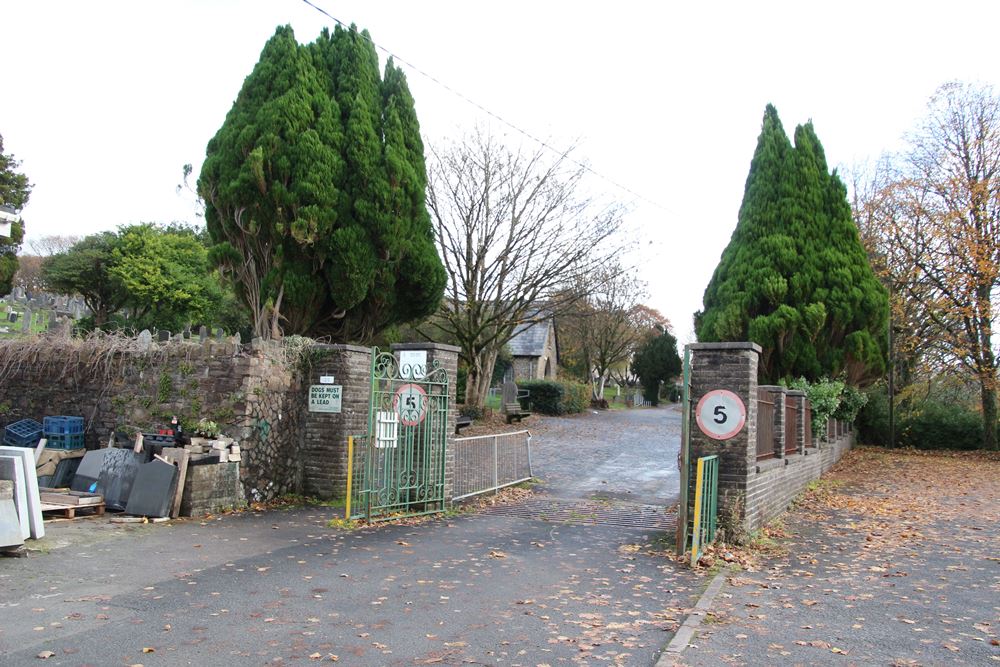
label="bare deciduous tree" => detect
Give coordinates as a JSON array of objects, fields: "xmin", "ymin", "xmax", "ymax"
[
  {"xmin": 426, "ymin": 130, "xmax": 626, "ymax": 408},
  {"xmin": 28, "ymin": 235, "xmax": 81, "ymax": 256}
]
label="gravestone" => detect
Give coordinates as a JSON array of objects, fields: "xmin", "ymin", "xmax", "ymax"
[
  {"xmin": 0, "ymin": 457, "xmax": 29, "ymax": 540},
  {"xmin": 158, "ymin": 330, "xmax": 171, "ymax": 342},
  {"xmin": 137, "ymin": 329, "xmax": 153, "ymax": 350},
  {"xmin": 215, "ymin": 328, "xmax": 224, "ymax": 341},
  {"xmin": 199, "ymin": 325, "xmax": 208, "ymax": 343},
  {"xmin": 124, "ymin": 459, "xmax": 178, "ymax": 518},
  {"xmin": 183, "ymin": 325, "xmax": 191, "ymax": 340},
  {"xmin": 95, "ymin": 448, "xmax": 142, "ymax": 511},
  {"xmin": 71, "ymin": 449, "xmax": 109, "ymax": 493},
  {"xmin": 21, "ymin": 309, "xmax": 31, "ymax": 333}
]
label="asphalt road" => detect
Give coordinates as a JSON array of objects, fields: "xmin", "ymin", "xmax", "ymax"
[{"xmin": 1, "ymin": 406, "xmax": 691, "ymax": 666}]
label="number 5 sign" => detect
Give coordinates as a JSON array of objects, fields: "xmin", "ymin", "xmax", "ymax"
[{"xmin": 695, "ymin": 389, "xmax": 747, "ymax": 440}]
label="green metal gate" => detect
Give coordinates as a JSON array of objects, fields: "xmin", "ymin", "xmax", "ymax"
[{"xmin": 353, "ymin": 348, "xmax": 450, "ymax": 521}]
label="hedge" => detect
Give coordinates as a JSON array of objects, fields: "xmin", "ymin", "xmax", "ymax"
[{"xmin": 517, "ymin": 380, "xmax": 590, "ymax": 416}]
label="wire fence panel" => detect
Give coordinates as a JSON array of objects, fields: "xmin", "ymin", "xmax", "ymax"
[{"xmin": 452, "ymin": 430, "xmax": 533, "ymax": 501}]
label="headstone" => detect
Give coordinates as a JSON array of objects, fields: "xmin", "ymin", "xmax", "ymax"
[
  {"xmin": 232, "ymin": 332, "xmax": 241, "ymax": 347},
  {"xmin": 199, "ymin": 325, "xmax": 208, "ymax": 343},
  {"xmin": 158, "ymin": 330, "xmax": 171, "ymax": 342},
  {"xmin": 137, "ymin": 329, "xmax": 153, "ymax": 350},
  {"xmin": 215, "ymin": 328, "xmax": 224, "ymax": 341},
  {"xmin": 0, "ymin": 447, "xmax": 44, "ymax": 539},
  {"xmin": 71, "ymin": 449, "xmax": 109, "ymax": 493},
  {"xmin": 7, "ymin": 312, "xmax": 17, "ymax": 323},
  {"xmin": 94, "ymin": 448, "xmax": 143, "ymax": 511},
  {"xmin": 0, "ymin": 457, "xmax": 29, "ymax": 540},
  {"xmin": 124, "ymin": 458, "xmax": 178, "ymax": 518},
  {"xmin": 21, "ymin": 308, "xmax": 31, "ymax": 333},
  {"xmin": 183, "ymin": 325, "xmax": 192, "ymax": 340}
]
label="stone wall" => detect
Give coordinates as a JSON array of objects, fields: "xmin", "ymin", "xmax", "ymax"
[
  {"xmin": 0, "ymin": 335, "xmax": 462, "ymax": 509},
  {"xmin": 686, "ymin": 342, "xmax": 855, "ymax": 535},
  {"xmin": 0, "ymin": 336, "xmax": 301, "ymax": 502}
]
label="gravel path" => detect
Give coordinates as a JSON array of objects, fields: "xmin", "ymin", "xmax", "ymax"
[{"xmin": 527, "ymin": 405, "xmax": 682, "ymax": 506}]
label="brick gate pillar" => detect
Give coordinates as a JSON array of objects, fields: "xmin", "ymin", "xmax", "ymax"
[
  {"xmin": 686, "ymin": 342, "xmax": 761, "ymax": 533},
  {"xmin": 391, "ymin": 342, "xmax": 461, "ymax": 506},
  {"xmin": 300, "ymin": 344, "xmax": 372, "ymax": 499}
]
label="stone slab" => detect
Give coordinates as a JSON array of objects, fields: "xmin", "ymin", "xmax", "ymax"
[
  {"xmin": 160, "ymin": 447, "xmax": 190, "ymax": 519},
  {"xmin": 0, "ymin": 457, "xmax": 29, "ymax": 540},
  {"xmin": 70, "ymin": 449, "xmax": 109, "ymax": 493},
  {"xmin": 124, "ymin": 459, "xmax": 178, "ymax": 518},
  {"xmin": 0, "ymin": 447, "xmax": 44, "ymax": 539},
  {"xmin": 96, "ymin": 448, "xmax": 143, "ymax": 511},
  {"xmin": 0, "ymin": 496, "xmax": 23, "ymax": 548}
]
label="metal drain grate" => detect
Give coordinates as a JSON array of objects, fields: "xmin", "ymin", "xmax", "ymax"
[{"xmin": 482, "ymin": 496, "xmax": 677, "ymax": 531}]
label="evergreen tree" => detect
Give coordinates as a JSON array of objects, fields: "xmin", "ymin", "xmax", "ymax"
[
  {"xmin": 199, "ymin": 24, "xmax": 444, "ymax": 341},
  {"xmin": 695, "ymin": 105, "xmax": 887, "ymax": 384},
  {"xmin": 632, "ymin": 330, "xmax": 682, "ymax": 406},
  {"xmin": 0, "ymin": 134, "xmax": 32, "ymax": 296}
]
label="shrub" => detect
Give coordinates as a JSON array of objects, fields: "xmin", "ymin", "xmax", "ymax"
[
  {"xmin": 560, "ymin": 382, "xmax": 589, "ymax": 414},
  {"xmin": 517, "ymin": 380, "xmax": 589, "ymax": 415},
  {"xmin": 857, "ymin": 382, "xmax": 989, "ymax": 450},
  {"xmin": 458, "ymin": 404, "xmax": 482, "ymax": 421},
  {"xmin": 789, "ymin": 377, "xmax": 844, "ymax": 438}
]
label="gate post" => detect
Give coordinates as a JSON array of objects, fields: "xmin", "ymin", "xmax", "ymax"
[
  {"xmin": 686, "ymin": 342, "xmax": 760, "ymax": 539},
  {"xmin": 390, "ymin": 343, "xmax": 461, "ymax": 505}
]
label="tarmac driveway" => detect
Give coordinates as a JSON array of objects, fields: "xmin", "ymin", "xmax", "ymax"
[{"xmin": 0, "ymin": 406, "xmax": 693, "ymax": 666}]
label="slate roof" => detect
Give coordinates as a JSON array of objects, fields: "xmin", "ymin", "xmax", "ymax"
[{"xmin": 509, "ymin": 318, "xmax": 553, "ymax": 357}]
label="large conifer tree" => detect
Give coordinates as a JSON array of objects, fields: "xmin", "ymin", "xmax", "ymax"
[
  {"xmin": 695, "ymin": 105, "xmax": 887, "ymax": 384},
  {"xmin": 199, "ymin": 24, "xmax": 445, "ymax": 341}
]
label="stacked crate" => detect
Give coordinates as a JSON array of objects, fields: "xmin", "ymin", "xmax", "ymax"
[
  {"xmin": 42, "ymin": 416, "xmax": 85, "ymax": 450},
  {"xmin": 2, "ymin": 419, "xmax": 43, "ymax": 448}
]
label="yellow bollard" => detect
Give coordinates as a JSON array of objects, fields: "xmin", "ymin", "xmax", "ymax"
[{"xmin": 345, "ymin": 436, "xmax": 354, "ymax": 520}]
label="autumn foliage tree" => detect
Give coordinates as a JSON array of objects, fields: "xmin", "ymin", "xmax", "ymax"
[
  {"xmin": 855, "ymin": 82, "xmax": 1000, "ymax": 450},
  {"xmin": 696, "ymin": 105, "xmax": 888, "ymax": 385},
  {"xmin": 198, "ymin": 24, "xmax": 445, "ymax": 341}
]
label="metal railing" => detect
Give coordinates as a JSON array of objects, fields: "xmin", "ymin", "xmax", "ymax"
[
  {"xmin": 756, "ymin": 388, "xmax": 775, "ymax": 460},
  {"xmin": 690, "ymin": 454, "xmax": 719, "ymax": 566},
  {"xmin": 452, "ymin": 430, "xmax": 533, "ymax": 501},
  {"xmin": 784, "ymin": 400, "xmax": 798, "ymax": 455}
]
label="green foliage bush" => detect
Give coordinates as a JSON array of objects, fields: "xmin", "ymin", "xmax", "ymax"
[
  {"xmin": 517, "ymin": 380, "xmax": 589, "ymax": 415},
  {"xmin": 858, "ymin": 383, "xmax": 989, "ymax": 450}
]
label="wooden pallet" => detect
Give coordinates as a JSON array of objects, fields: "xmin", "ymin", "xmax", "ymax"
[{"xmin": 40, "ymin": 502, "xmax": 106, "ymax": 519}]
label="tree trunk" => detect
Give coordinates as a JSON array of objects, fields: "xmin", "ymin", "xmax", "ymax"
[
  {"xmin": 464, "ymin": 348, "xmax": 499, "ymax": 410},
  {"xmin": 982, "ymin": 379, "xmax": 998, "ymax": 451}
]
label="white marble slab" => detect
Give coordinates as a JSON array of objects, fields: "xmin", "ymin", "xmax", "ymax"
[
  {"xmin": 0, "ymin": 447, "xmax": 44, "ymax": 539},
  {"xmin": 0, "ymin": 455, "xmax": 30, "ymax": 540}
]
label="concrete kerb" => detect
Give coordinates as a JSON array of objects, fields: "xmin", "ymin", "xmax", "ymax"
[{"xmin": 655, "ymin": 566, "xmax": 731, "ymax": 665}]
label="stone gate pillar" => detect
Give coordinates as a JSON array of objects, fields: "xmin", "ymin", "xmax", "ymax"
[{"xmin": 686, "ymin": 342, "xmax": 761, "ymax": 533}]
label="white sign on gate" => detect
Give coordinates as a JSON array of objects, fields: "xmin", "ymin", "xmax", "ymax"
[
  {"xmin": 398, "ymin": 350, "xmax": 427, "ymax": 380},
  {"xmin": 695, "ymin": 389, "xmax": 746, "ymax": 440}
]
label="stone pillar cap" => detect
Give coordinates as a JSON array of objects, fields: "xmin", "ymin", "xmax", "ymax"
[{"xmin": 686, "ymin": 342, "xmax": 762, "ymax": 353}]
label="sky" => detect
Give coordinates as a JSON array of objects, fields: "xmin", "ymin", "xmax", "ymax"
[{"xmin": 2, "ymin": 0, "xmax": 999, "ymax": 344}]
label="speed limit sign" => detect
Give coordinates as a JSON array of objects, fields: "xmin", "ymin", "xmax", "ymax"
[{"xmin": 695, "ymin": 389, "xmax": 747, "ymax": 440}]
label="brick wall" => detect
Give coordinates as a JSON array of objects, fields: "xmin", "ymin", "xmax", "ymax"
[{"xmin": 686, "ymin": 342, "xmax": 855, "ymax": 534}]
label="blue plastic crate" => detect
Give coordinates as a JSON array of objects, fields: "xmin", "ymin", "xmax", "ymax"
[
  {"xmin": 43, "ymin": 416, "xmax": 84, "ymax": 436},
  {"xmin": 44, "ymin": 433, "xmax": 85, "ymax": 450},
  {"xmin": 2, "ymin": 419, "xmax": 43, "ymax": 447}
]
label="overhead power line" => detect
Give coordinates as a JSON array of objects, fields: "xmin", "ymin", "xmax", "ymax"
[{"xmin": 299, "ymin": 0, "xmax": 675, "ymax": 215}]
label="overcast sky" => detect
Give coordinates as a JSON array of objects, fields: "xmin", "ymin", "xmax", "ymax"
[{"xmin": 2, "ymin": 1, "xmax": 998, "ymax": 343}]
